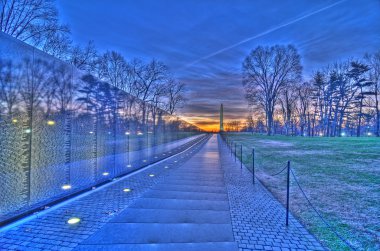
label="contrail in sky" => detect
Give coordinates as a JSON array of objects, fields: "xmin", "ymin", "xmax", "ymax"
[{"xmin": 182, "ymin": 0, "xmax": 347, "ymax": 69}]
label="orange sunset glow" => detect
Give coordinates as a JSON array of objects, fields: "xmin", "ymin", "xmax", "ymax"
[
  {"xmin": 184, "ymin": 116, "xmax": 245, "ymax": 132},
  {"xmin": 185, "ymin": 117, "xmax": 219, "ymax": 132}
]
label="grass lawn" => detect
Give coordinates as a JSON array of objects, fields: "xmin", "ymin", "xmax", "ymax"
[{"xmin": 223, "ymin": 133, "xmax": 380, "ymax": 251}]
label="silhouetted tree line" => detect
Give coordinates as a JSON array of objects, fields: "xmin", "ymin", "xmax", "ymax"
[
  {"xmin": 242, "ymin": 44, "xmax": 380, "ymax": 137},
  {"xmin": 225, "ymin": 120, "xmax": 241, "ymax": 132}
]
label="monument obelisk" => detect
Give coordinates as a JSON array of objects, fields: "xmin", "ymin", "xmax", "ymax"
[{"xmin": 220, "ymin": 104, "xmax": 224, "ymax": 132}]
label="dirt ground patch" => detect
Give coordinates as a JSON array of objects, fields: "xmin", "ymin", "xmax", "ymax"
[
  {"xmin": 284, "ymin": 150, "xmax": 333, "ymax": 155},
  {"xmin": 257, "ymin": 140, "xmax": 294, "ymax": 147}
]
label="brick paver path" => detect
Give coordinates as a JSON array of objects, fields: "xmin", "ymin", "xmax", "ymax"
[{"xmin": 0, "ymin": 134, "xmax": 325, "ymax": 251}]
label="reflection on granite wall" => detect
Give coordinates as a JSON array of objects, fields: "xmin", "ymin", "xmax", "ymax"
[{"xmin": 0, "ymin": 32, "xmax": 202, "ymax": 224}]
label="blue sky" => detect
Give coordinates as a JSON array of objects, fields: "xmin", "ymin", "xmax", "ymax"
[{"xmin": 57, "ymin": 0, "xmax": 380, "ymax": 130}]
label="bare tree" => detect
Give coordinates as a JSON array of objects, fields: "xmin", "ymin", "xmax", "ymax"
[
  {"xmin": 242, "ymin": 44, "xmax": 302, "ymax": 135},
  {"xmin": 165, "ymin": 80, "xmax": 185, "ymax": 115},
  {"xmin": 311, "ymin": 68, "xmax": 337, "ymax": 136},
  {"xmin": 329, "ymin": 62, "xmax": 349, "ymax": 136},
  {"xmin": 347, "ymin": 61, "xmax": 372, "ymax": 137},
  {"xmin": 39, "ymin": 28, "xmax": 71, "ymax": 60},
  {"xmin": 365, "ymin": 52, "xmax": 380, "ymax": 136},
  {"xmin": 310, "ymin": 71, "xmax": 326, "ymax": 135},
  {"xmin": 149, "ymin": 79, "xmax": 167, "ymax": 130},
  {"xmin": 296, "ymin": 82, "xmax": 313, "ymax": 136},
  {"xmin": 124, "ymin": 58, "xmax": 145, "ymax": 98},
  {"xmin": 96, "ymin": 51, "xmax": 127, "ymax": 89},
  {"xmin": 69, "ymin": 41, "xmax": 98, "ymax": 74},
  {"xmin": 226, "ymin": 120, "xmax": 241, "ymax": 132},
  {"xmin": 245, "ymin": 115, "xmax": 255, "ymax": 133},
  {"xmin": 134, "ymin": 59, "xmax": 168, "ymax": 125},
  {"xmin": 0, "ymin": 0, "xmax": 70, "ymax": 50},
  {"xmin": 279, "ymin": 83, "xmax": 298, "ymax": 135},
  {"xmin": 122, "ymin": 58, "xmax": 144, "ymax": 119}
]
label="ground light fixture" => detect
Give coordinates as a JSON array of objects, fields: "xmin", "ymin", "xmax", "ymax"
[
  {"xmin": 123, "ymin": 188, "xmax": 132, "ymax": 192},
  {"xmin": 47, "ymin": 120, "xmax": 55, "ymax": 126},
  {"xmin": 127, "ymin": 164, "xmax": 132, "ymax": 168},
  {"xmin": 149, "ymin": 174, "xmax": 155, "ymax": 177},
  {"xmin": 125, "ymin": 131, "xmax": 130, "ymax": 135},
  {"xmin": 67, "ymin": 217, "xmax": 81, "ymax": 225},
  {"xmin": 164, "ymin": 166, "xmax": 169, "ymax": 169},
  {"xmin": 25, "ymin": 129, "xmax": 31, "ymax": 133},
  {"xmin": 102, "ymin": 172, "xmax": 109, "ymax": 176},
  {"xmin": 12, "ymin": 119, "xmax": 18, "ymax": 123},
  {"xmin": 61, "ymin": 184, "xmax": 72, "ymax": 190}
]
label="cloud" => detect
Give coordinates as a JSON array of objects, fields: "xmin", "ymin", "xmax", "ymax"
[{"xmin": 181, "ymin": 0, "xmax": 347, "ymax": 69}]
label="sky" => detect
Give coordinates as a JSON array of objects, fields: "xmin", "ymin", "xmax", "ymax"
[{"xmin": 57, "ymin": 0, "xmax": 380, "ymax": 131}]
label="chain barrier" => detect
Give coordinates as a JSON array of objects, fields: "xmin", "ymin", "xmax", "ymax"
[
  {"xmin": 289, "ymin": 168, "xmax": 356, "ymax": 250},
  {"xmin": 267, "ymin": 164, "xmax": 288, "ymax": 176},
  {"xmin": 220, "ymin": 133, "xmax": 357, "ymax": 251}
]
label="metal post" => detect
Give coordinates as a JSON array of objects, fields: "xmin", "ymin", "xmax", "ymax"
[
  {"xmin": 234, "ymin": 143, "xmax": 236, "ymax": 162},
  {"xmin": 252, "ymin": 148, "xmax": 255, "ymax": 184},
  {"xmin": 286, "ymin": 160, "xmax": 290, "ymax": 226},
  {"xmin": 240, "ymin": 145, "xmax": 243, "ymax": 169}
]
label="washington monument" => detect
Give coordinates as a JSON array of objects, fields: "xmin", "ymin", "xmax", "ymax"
[{"xmin": 220, "ymin": 104, "xmax": 224, "ymax": 132}]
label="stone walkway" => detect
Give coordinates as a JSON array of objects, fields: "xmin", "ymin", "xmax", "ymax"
[
  {"xmin": 0, "ymin": 134, "xmax": 325, "ymax": 251},
  {"xmin": 74, "ymin": 134, "xmax": 237, "ymax": 251}
]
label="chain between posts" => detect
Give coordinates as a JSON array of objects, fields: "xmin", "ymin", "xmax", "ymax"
[
  {"xmin": 289, "ymin": 168, "xmax": 356, "ymax": 250},
  {"xmin": 268, "ymin": 164, "xmax": 289, "ymax": 176}
]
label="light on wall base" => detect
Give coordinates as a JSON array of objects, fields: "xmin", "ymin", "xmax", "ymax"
[
  {"xmin": 61, "ymin": 184, "xmax": 72, "ymax": 190},
  {"xmin": 67, "ymin": 217, "xmax": 81, "ymax": 225}
]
